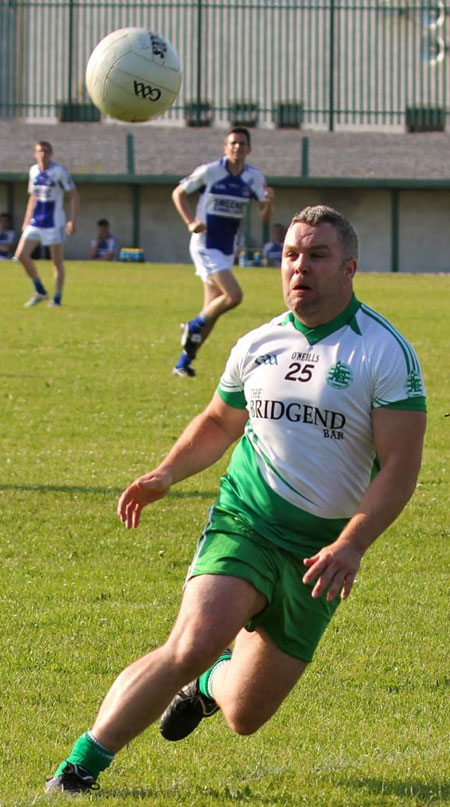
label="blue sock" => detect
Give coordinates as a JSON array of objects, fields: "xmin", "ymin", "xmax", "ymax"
[
  {"xmin": 53, "ymin": 293, "xmax": 62, "ymax": 305},
  {"xmin": 189, "ymin": 314, "xmax": 208, "ymax": 332},
  {"xmin": 175, "ymin": 351, "xmax": 192, "ymax": 370},
  {"xmin": 33, "ymin": 278, "xmax": 47, "ymax": 295}
]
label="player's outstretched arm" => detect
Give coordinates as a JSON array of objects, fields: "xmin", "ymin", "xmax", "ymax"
[
  {"xmin": 118, "ymin": 391, "xmax": 248, "ymax": 529},
  {"xmin": 302, "ymin": 408, "xmax": 426, "ymax": 602},
  {"xmin": 118, "ymin": 468, "xmax": 173, "ymax": 529}
]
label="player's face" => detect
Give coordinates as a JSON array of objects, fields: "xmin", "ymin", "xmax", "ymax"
[
  {"xmin": 34, "ymin": 143, "xmax": 52, "ymax": 170},
  {"xmin": 224, "ymin": 133, "xmax": 251, "ymax": 167},
  {"xmin": 281, "ymin": 221, "xmax": 357, "ymax": 327}
]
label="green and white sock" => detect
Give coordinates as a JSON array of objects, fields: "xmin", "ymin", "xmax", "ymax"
[
  {"xmin": 54, "ymin": 730, "xmax": 115, "ymax": 779},
  {"xmin": 198, "ymin": 648, "xmax": 232, "ymax": 701}
]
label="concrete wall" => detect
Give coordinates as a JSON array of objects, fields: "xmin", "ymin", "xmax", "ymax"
[
  {"xmin": 400, "ymin": 190, "xmax": 450, "ymax": 273},
  {"xmin": 257, "ymin": 187, "xmax": 393, "ymax": 273},
  {"xmin": 1, "ymin": 179, "xmax": 449, "ymax": 272}
]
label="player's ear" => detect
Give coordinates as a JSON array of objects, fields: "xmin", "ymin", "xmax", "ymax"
[{"xmin": 344, "ymin": 258, "xmax": 357, "ymax": 279}]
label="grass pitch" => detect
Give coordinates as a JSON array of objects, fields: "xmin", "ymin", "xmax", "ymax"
[{"xmin": 0, "ymin": 261, "xmax": 449, "ymax": 807}]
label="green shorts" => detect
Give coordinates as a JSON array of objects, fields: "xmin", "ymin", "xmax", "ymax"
[{"xmin": 187, "ymin": 507, "xmax": 340, "ymax": 663}]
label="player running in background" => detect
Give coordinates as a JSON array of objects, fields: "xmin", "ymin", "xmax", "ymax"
[
  {"xmin": 171, "ymin": 126, "xmax": 274, "ymax": 377},
  {"xmin": 14, "ymin": 141, "xmax": 79, "ymax": 307},
  {"xmin": 45, "ymin": 205, "xmax": 426, "ymax": 794}
]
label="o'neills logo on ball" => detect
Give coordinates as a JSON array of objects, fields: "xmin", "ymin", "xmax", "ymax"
[{"xmin": 149, "ymin": 33, "xmax": 167, "ymax": 63}]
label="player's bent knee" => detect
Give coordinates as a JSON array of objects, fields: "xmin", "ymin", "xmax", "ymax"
[
  {"xmin": 225, "ymin": 291, "xmax": 243, "ymax": 309},
  {"xmin": 222, "ymin": 705, "xmax": 269, "ymax": 736},
  {"xmin": 15, "ymin": 248, "xmax": 27, "ymax": 262},
  {"xmin": 224, "ymin": 713, "xmax": 265, "ymax": 736},
  {"xmin": 165, "ymin": 636, "xmax": 224, "ymax": 681}
]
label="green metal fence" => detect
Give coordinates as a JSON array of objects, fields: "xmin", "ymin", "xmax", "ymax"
[{"xmin": 0, "ymin": 1, "xmax": 449, "ymax": 130}]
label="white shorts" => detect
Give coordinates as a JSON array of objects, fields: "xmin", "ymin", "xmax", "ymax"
[
  {"xmin": 190, "ymin": 235, "xmax": 234, "ymax": 284},
  {"xmin": 23, "ymin": 224, "xmax": 66, "ymax": 246}
]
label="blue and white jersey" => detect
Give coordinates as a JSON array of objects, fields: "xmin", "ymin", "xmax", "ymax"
[
  {"xmin": 28, "ymin": 162, "xmax": 76, "ymax": 229},
  {"xmin": 263, "ymin": 240, "xmax": 283, "ymax": 267},
  {"xmin": 179, "ymin": 157, "xmax": 267, "ymax": 255},
  {"xmin": 91, "ymin": 236, "xmax": 118, "ymax": 259}
]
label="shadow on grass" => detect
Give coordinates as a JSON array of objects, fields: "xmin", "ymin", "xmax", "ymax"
[
  {"xmin": 0, "ymin": 483, "xmax": 216, "ymax": 500},
  {"xmin": 102, "ymin": 783, "xmax": 274, "ymax": 803},
  {"xmin": 105, "ymin": 778, "xmax": 450, "ymax": 804},
  {"xmin": 347, "ymin": 776, "xmax": 450, "ymax": 803}
]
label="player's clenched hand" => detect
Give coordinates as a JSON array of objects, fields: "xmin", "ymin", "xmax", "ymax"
[
  {"xmin": 302, "ymin": 541, "xmax": 362, "ymax": 602},
  {"xmin": 188, "ymin": 220, "xmax": 206, "ymax": 234},
  {"xmin": 117, "ymin": 469, "xmax": 172, "ymax": 529}
]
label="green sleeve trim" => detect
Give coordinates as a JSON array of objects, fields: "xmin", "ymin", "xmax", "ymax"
[
  {"xmin": 217, "ymin": 386, "xmax": 247, "ymax": 409},
  {"xmin": 377, "ymin": 397, "xmax": 427, "ymax": 412}
]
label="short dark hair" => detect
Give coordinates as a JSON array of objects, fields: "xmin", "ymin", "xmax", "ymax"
[
  {"xmin": 0, "ymin": 212, "xmax": 12, "ymax": 221},
  {"xmin": 97, "ymin": 218, "xmax": 109, "ymax": 227},
  {"xmin": 34, "ymin": 140, "xmax": 53, "ymax": 152},
  {"xmin": 226, "ymin": 126, "xmax": 251, "ymax": 148},
  {"xmin": 290, "ymin": 205, "xmax": 359, "ymax": 259}
]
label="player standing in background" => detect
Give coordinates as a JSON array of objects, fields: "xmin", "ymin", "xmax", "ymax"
[
  {"xmin": 263, "ymin": 222, "xmax": 287, "ymax": 267},
  {"xmin": 171, "ymin": 126, "xmax": 274, "ymax": 377},
  {"xmin": 0, "ymin": 212, "xmax": 16, "ymax": 259},
  {"xmin": 14, "ymin": 141, "xmax": 79, "ymax": 307},
  {"xmin": 45, "ymin": 206, "xmax": 426, "ymax": 794}
]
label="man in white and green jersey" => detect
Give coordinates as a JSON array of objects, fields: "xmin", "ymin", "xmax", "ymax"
[
  {"xmin": 216, "ymin": 293, "xmax": 425, "ymax": 549},
  {"xmin": 46, "ymin": 206, "xmax": 426, "ymax": 794}
]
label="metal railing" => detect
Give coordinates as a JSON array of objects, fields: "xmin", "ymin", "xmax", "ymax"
[{"xmin": 0, "ymin": 1, "xmax": 449, "ymax": 131}]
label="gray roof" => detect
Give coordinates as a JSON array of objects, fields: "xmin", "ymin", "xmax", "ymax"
[{"xmin": 1, "ymin": 121, "xmax": 450, "ymax": 181}]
